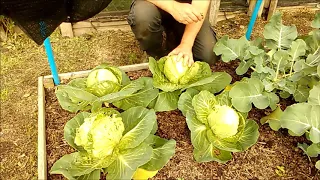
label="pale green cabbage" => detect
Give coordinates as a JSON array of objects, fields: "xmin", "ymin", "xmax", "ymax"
[
  {"xmin": 74, "ymin": 113, "xmax": 124, "ymax": 158},
  {"xmin": 87, "ymin": 69, "xmax": 119, "ymax": 87},
  {"xmin": 208, "ymin": 105, "xmax": 240, "ymax": 139},
  {"xmin": 163, "ymin": 55, "xmax": 189, "ymax": 84}
]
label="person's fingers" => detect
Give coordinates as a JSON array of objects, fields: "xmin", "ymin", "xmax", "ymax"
[
  {"xmin": 186, "ymin": 11, "xmax": 198, "ymax": 22},
  {"xmin": 192, "ymin": 9, "xmax": 203, "ymax": 21},
  {"xmin": 188, "ymin": 56, "xmax": 194, "ymax": 67},
  {"xmin": 176, "ymin": 52, "xmax": 184, "ymax": 62},
  {"xmin": 183, "ymin": 55, "xmax": 189, "ymax": 66}
]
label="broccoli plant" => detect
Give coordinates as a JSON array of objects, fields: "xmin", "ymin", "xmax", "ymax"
[
  {"xmin": 178, "ymin": 88, "xmax": 259, "ymax": 163},
  {"xmin": 55, "ymin": 64, "xmax": 159, "ymax": 113},
  {"xmin": 261, "ymin": 84, "xmax": 320, "ymax": 170},
  {"xmin": 148, "ymin": 55, "xmax": 232, "ymax": 112},
  {"xmin": 49, "ymin": 106, "xmax": 176, "ymax": 180},
  {"xmin": 213, "ymin": 12, "xmax": 320, "ymax": 113}
]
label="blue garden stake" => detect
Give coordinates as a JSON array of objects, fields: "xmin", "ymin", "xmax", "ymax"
[
  {"xmin": 39, "ymin": 21, "xmax": 60, "ymax": 85},
  {"xmin": 44, "ymin": 37, "xmax": 60, "ymax": 85},
  {"xmin": 246, "ymin": 0, "xmax": 263, "ymax": 40}
]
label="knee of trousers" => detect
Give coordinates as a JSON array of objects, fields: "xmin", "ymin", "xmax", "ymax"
[
  {"xmin": 194, "ymin": 48, "xmax": 219, "ymax": 65},
  {"xmin": 127, "ymin": 0, "xmax": 163, "ymax": 50}
]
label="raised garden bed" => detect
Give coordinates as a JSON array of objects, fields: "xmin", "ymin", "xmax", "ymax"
[
  {"xmin": 38, "ymin": 61, "xmax": 319, "ymax": 180},
  {"xmin": 39, "ymin": 12, "xmax": 320, "ymax": 180}
]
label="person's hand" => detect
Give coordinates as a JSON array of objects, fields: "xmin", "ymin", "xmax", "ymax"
[
  {"xmin": 168, "ymin": 43, "xmax": 194, "ymax": 67},
  {"xmin": 169, "ymin": 1, "xmax": 204, "ymax": 24}
]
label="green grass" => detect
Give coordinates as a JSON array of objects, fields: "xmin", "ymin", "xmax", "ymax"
[
  {"xmin": 0, "ymin": 88, "xmax": 8, "ymax": 101},
  {"xmin": 104, "ymin": 0, "xmax": 131, "ymax": 11}
]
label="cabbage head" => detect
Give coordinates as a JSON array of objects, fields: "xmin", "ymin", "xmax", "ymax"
[
  {"xmin": 74, "ymin": 113, "xmax": 124, "ymax": 159},
  {"xmin": 149, "ymin": 55, "xmax": 213, "ymax": 92},
  {"xmin": 163, "ymin": 55, "xmax": 189, "ymax": 84},
  {"xmin": 208, "ymin": 105, "xmax": 240, "ymax": 139},
  {"xmin": 178, "ymin": 89, "xmax": 259, "ymax": 163},
  {"xmin": 86, "ymin": 64, "xmax": 123, "ymax": 97}
]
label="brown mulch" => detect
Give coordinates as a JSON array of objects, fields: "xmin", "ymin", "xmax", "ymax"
[{"xmin": 45, "ymin": 64, "xmax": 319, "ymax": 180}]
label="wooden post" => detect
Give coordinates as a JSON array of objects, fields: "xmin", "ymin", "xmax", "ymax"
[
  {"xmin": 59, "ymin": 22, "xmax": 74, "ymax": 37},
  {"xmin": 264, "ymin": 0, "xmax": 271, "ymax": 8},
  {"xmin": 38, "ymin": 76, "xmax": 47, "ymax": 180},
  {"xmin": 248, "ymin": 0, "xmax": 265, "ymax": 17},
  {"xmin": 248, "ymin": 0, "xmax": 256, "ymax": 16},
  {"xmin": 267, "ymin": 0, "xmax": 279, "ymax": 20},
  {"xmin": 258, "ymin": 0, "xmax": 265, "ymax": 17},
  {"xmin": 209, "ymin": 0, "xmax": 221, "ymax": 26}
]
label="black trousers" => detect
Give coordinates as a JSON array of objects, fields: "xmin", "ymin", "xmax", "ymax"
[{"xmin": 127, "ymin": 0, "xmax": 219, "ymax": 65}]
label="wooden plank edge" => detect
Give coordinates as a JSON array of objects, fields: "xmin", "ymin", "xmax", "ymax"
[
  {"xmin": 38, "ymin": 76, "xmax": 47, "ymax": 180},
  {"xmin": 43, "ymin": 63, "xmax": 149, "ymax": 81},
  {"xmin": 276, "ymin": 6, "xmax": 320, "ymax": 11}
]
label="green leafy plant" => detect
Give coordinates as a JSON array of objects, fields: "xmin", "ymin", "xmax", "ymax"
[
  {"xmin": 49, "ymin": 106, "xmax": 176, "ymax": 180},
  {"xmin": 261, "ymin": 84, "xmax": 320, "ymax": 170},
  {"xmin": 148, "ymin": 55, "xmax": 232, "ymax": 112},
  {"xmin": 178, "ymin": 88, "xmax": 259, "ymax": 163},
  {"xmin": 213, "ymin": 12, "xmax": 320, "ymax": 113},
  {"xmin": 55, "ymin": 64, "xmax": 159, "ymax": 113}
]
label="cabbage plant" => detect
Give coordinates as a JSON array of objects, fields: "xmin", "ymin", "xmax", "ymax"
[
  {"xmin": 49, "ymin": 106, "xmax": 176, "ymax": 180},
  {"xmin": 148, "ymin": 55, "xmax": 232, "ymax": 112},
  {"xmin": 178, "ymin": 89, "xmax": 259, "ymax": 163},
  {"xmin": 55, "ymin": 64, "xmax": 159, "ymax": 113}
]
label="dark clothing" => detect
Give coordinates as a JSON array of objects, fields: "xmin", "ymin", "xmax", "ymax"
[{"xmin": 127, "ymin": 0, "xmax": 219, "ymax": 65}]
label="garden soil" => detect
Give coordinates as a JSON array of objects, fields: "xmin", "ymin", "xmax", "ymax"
[{"xmin": 45, "ymin": 61, "xmax": 319, "ymax": 180}]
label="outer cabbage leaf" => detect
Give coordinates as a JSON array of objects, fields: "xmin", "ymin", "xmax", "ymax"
[
  {"xmin": 178, "ymin": 88, "xmax": 200, "ymax": 116},
  {"xmin": 64, "ymin": 112, "xmax": 91, "ymax": 151},
  {"xmin": 118, "ymin": 106, "xmax": 157, "ymax": 149},
  {"xmin": 184, "ymin": 72, "xmax": 232, "ymax": 94},
  {"xmin": 112, "ymin": 77, "xmax": 159, "ymax": 110},
  {"xmin": 148, "ymin": 90, "xmax": 181, "ymax": 112},
  {"xmin": 106, "ymin": 142, "xmax": 153, "ymax": 180},
  {"xmin": 139, "ymin": 135, "xmax": 176, "ymax": 171},
  {"xmin": 50, "ymin": 152, "xmax": 114, "ymax": 178},
  {"xmin": 186, "ymin": 111, "xmax": 233, "ymax": 163}
]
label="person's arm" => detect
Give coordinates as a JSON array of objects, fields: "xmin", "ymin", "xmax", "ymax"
[
  {"xmin": 146, "ymin": 0, "xmax": 203, "ymax": 24},
  {"xmin": 180, "ymin": 1, "xmax": 211, "ymax": 47},
  {"xmin": 168, "ymin": 1, "xmax": 211, "ymax": 66},
  {"xmin": 145, "ymin": 0, "xmax": 174, "ymax": 13}
]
